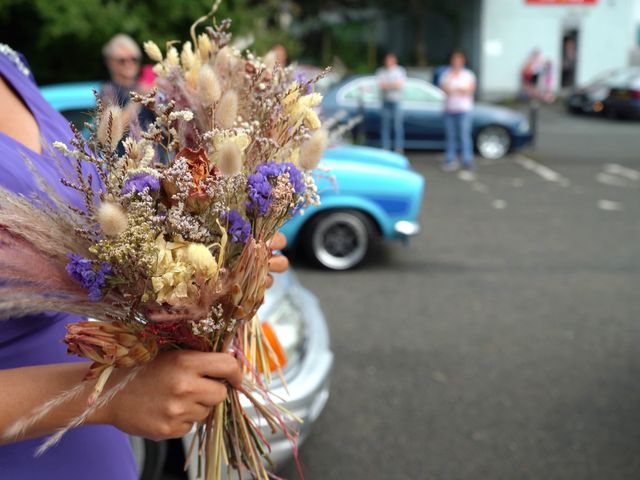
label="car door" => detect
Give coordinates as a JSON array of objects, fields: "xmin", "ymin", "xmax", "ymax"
[{"xmin": 401, "ymin": 79, "xmax": 446, "ymax": 147}]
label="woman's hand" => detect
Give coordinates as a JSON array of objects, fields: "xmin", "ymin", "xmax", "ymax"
[
  {"xmin": 266, "ymin": 231, "xmax": 289, "ymax": 288},
  {"xmin": 99, "ymin": 351, "xmax": 242, "ymax": 440}
]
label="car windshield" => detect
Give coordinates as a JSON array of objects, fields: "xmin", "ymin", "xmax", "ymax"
[
  {"xmin": 402, "ymin": 80, "xmax": 445, "ymax": 103},
  {"xmin": 340, "ymin": 77, "xmax": 444, "ymax": 104}
]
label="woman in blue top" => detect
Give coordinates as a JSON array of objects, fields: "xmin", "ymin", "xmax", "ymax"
[{"xmin": 0, "ymin": 44, "xmax": 288, "ymax": 479}]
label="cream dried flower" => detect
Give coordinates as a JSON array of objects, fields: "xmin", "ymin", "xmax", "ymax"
[
  {"xmin": 180, "ymin": 41, "xmax": 196, "ymax": 70},
  {"xmin": 299, "ymin": 129, "xmax": 328, "ymax": 170},
  {"xmin": 165, "ymin": 46, "xmax": 180, "ymax": 67},
  {"xmin": 216, "ymin": 90, "xmax": 238, "ymax": 129},
  {"xmin": 97, "ymin": 105, "xmax": 125, "ymax": 151},
  {"xmin": 217, "ymin": 140, "xmax": 243, "ymax": 175},
  {"xmin": 151, "ymin": 235, "xmax": 197, "ymax": 305},
  {"xmin": 168, "ymin": 110, "xmax": 195, "ymax": 122},
  {"xmin": 97, "ymin": 201, "xmax": 128, "ymax": 236},
  {"xmin": 281, "ymin": 84, "xmax": 323, "ymax": 130},
  {"xmin": 152, "ymin": 63, "xmax": 167, "ymax": 77},
  {"xmin": 185, "ymin": 68, "xmax": 199, "ymax": 91},
  {"xmin": 198, "ymin": 65, "xmax": 221, "ymax": 103},
  {"xmin": 143, "ymin": 41, "xmax": 163, "ymax": 63},
  {"xmin": 214, "ymin": 46, "xmax": 234, "ymax": 74},
  {"xmin": 183, "ymin": 243, "xmax": 218, "ymax": 280},
  {"xmin": 197, "ymin": 33, "xmax": 214, "ymax": 63}
]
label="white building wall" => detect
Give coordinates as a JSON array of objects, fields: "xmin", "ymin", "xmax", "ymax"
[{"xmin": 479, "ymin": 0, "xmax": 636, "ymax": 99}]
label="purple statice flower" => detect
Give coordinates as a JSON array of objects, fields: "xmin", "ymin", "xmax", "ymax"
[
  {"xmin": 282, "ymin": 162, "xmax": 305, "ymax": 195},
  {"xmin": 122, "ymin": 173, "xmax": 160, "ymax": 195},
  {"xmin": 246, "ymin": 170, "xmax": 273, "ymax": 216},
  {"xmin": 224, "ymin": 209, "xmax": 251, "ymax": 244},
  {"xmin": 245, "ymin": 162, "xmax": 305, "ymax": 217},
  {"xmin": 293, "ymin": 72, "xmax": 313, "ymax": 94},
  {"xmin": 66, "ymin": 253, "xmax": 112, "ymax": 301}
]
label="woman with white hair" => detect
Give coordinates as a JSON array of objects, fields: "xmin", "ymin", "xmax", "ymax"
[
  {"xmin": 101, "ymin": 33, "xmax": 155, "ymax": 131},
  {"xmin": 102, "ymin": 34, "xmax": 142, "ymax": 103}
]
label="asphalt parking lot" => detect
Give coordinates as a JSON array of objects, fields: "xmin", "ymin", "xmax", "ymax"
[{"xmin": 281, "ymin": 105, "xmax": 640, "ymax": 479}]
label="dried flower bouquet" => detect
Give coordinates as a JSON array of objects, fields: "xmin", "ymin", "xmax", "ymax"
[{"xmin": 0, "ymin": 6, "xmax": 328, "ymax": 480}]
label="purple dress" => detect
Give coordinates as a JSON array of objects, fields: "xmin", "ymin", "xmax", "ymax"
[{"xmin": 0, "ymin": 46, "xmax": 138, "ymax": 479}]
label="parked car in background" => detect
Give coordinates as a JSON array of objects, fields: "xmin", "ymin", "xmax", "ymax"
[
  {"xmin": 41, "ymin": 84, "xmax": 333, "ymax": 479},
  {"xmin": 566, "ymin": 67, "xmax": 640, "ymax": 117},
  {"xmin": 321, "ymin": 75, "xmax": 533, "ymax": 160},
  {"xmin": 602, "ymin": 68, "xmax": 640, "ymax": 119},
  {"xmin": 281, "ymin": 144, "xmax": 424, "ymax": 270},
  {"xmin": 41, "ymin": 82, "xmax": 426, "ymax": 271}
]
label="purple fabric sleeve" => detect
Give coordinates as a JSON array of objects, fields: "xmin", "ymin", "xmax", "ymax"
[{"xmin": 0, "ymin": 47, "xmax": 138, "ymax": 480}]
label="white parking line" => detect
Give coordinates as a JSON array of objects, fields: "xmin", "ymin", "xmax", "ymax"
[
  {"xmin": 491, "ymin": 199, "xmax": 507, "ymax": 210},
  {"xmin": 596, "ymin": 173, "xmax": 629, "ymax": 188},
  {"xmin": 598, "ymin": 199, "xmax": 624, "ymax": 211},
  {"xmin": 604, "ymin": 163, "xmax": 640, "ymax": 181},
  {"xmin": 514, "ymin": 155, "xmax": 570, "ymax": 187},
  {"xmin": 453, "ymin": 172, "xmax": 508, "ymax": 210}
]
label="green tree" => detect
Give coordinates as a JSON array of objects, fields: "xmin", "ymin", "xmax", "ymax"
[{"xmin": 0, "ymin": 0, "xmax": 299, "ymax": 84}]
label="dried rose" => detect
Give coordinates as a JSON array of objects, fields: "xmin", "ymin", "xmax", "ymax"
[{"xmin": 162, "ymin": 147, "xmax": 217, "ymax": 212}]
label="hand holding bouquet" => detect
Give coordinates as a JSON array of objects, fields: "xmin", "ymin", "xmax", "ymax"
[{"xmin": 0, "ymin": 7, "xmax": 328, "ymax": 480}]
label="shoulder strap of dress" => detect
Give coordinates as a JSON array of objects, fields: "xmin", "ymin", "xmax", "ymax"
[{"xmin": 0, "ymin": 44, "xmax": 36, "ymax": 83}]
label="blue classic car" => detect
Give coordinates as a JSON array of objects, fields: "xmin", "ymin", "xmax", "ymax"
[
  {"xmin": 322, "ymin": 75, "xmax": 533, "ymax": 159},
  {"xmin": 41, "ymin": 82, "xmax": 425, "ymax": 270},
  {"xmin": 280, "ymin": 145, "xmax": 423, "ymax": 270}
]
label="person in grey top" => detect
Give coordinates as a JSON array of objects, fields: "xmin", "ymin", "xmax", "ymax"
[{"xmin": 376, "ymin": 52, "xmax": 406, "ymax": 152}]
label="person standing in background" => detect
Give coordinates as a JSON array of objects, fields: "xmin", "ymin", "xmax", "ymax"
[
  {"xmin": 376, "ymin": 52, "xmax": 406, "ymax": 152},
  {"xmin": 521, "ymin": 48, "xmax": 544, "ymax": 99},
  {"xmin": 441, "ymin": 50, "xmax": 476, "ymax": 172},
  {"xmin": 101, "ymin": 34, "xmax": 153, "ymax": 130}
]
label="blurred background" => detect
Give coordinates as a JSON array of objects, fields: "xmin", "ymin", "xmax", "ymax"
[{"xmin": 3, "ymin": 0, "xmax": 640, "ymax": 479}]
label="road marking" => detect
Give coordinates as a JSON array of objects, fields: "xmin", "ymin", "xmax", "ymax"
[
  {"xmin": 457, "ymin": 170, "xmax": 476, "ymax": 182},
  {"xmin": 515, "ymin": 155, "xmax": 570, "ymax": 187},
  {"xmin": 454, "ymin": 171, "xmax": 508, "ymax": 210},
  {"xmin": 598, "ymin": 199, "xmax": 624, "ymax": 211},
  {"xmin": 596, "ymin": 173, "xmax": 629, "ymax": 188},
  {"xmin": 604, "ymin": 163, "xmax": 640, "ymax": 181},
  {"xmin": 472, "ymin": 182, "xmax": 489, "ymax": 193}
]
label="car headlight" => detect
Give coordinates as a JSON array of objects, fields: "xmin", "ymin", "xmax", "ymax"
[
  {"xmin": 264, "ymin": 295, "xmax": 307, "ymax": 371},
  {"xmin": 518, "ymin": 119, "xmax": 530, "ymax": 133}
]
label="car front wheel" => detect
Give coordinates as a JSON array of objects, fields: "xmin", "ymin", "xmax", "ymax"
[
  {"xmin": 476, "ymin": 125, "xmax": 512, "ymax": 160},
  {"xmin": 305, "ymin": 210, "xmax": 375, "ymax": 270}
]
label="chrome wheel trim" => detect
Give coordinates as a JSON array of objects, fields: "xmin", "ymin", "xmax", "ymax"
[
  {"xmin": 477, "ymin": 126, "xmax": 511, "ymax": 159},
  {"xmin": 311, "ymin": 212, "xmax": 369, "ymax": 270}
]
